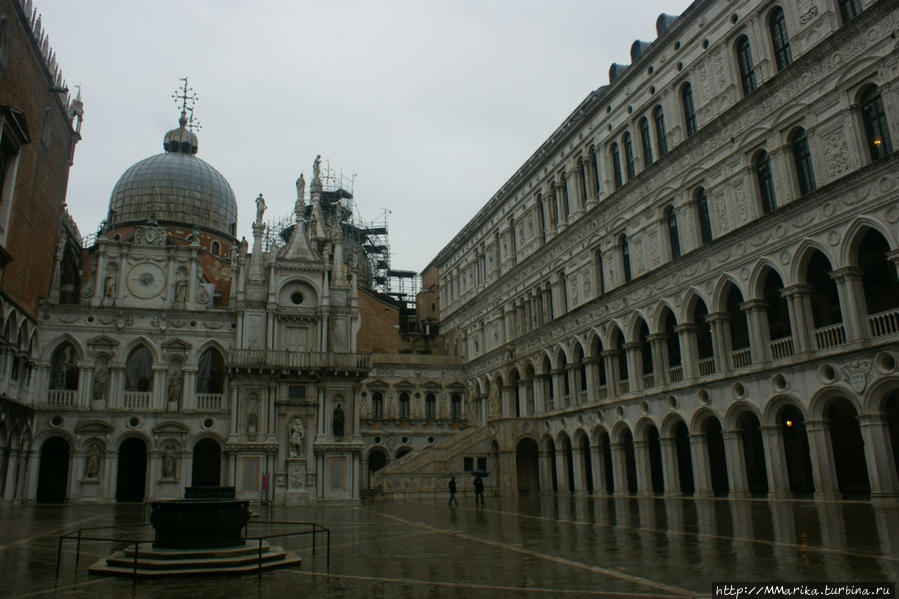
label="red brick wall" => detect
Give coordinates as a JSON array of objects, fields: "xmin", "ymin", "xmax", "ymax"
[
  {"xmin": 0, "ymin": 0, "xmax": 78, "ymax": 319},
  {"xmin": 357, "ymin": 287, "xmax": 401, "ymax": 353}
]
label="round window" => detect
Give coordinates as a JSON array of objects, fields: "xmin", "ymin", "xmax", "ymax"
[{"xmin": 290, "ymin": 292, "xmax": 304, "ymax": 305}]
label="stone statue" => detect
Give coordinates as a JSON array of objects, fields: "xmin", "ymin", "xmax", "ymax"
[
  {"xmin": 84, "ymin": 444, "xmax": 100, "ymax": 478},
  {"xmin": 332, "ymin": 404, "xmax": 345, "ymax": 438},
  {"xmin": 92, "ymin": 362, "xmax": 108, "ymax": 400},
  {"xmin": 255, "ymin": 193, "xmax": 266, "ymax": 224},
  {"xmin": 167, "ymin": 371, "xmax": 183, "ymax": 406},
  {"xmin": 488, "ymin": 383, "xmax": 501, "ymax": 415},
  {"xmin": 288, "ymin": 417, "xmax": 304, "ymax": 458},
  {"xmin": 174, "ymin": 270, "xmax": 188, "ymax": 303},
  {"xmin": 239, "ymin": 236, "xmax": 249, "ymax": 257},
  {"xmin": 163, "ymin": 448, "xmax": 176, "ymax": 479},
  {"xmin": 296, "ymin": 173, "xmax": 305, "ymax": 203},
  {"xmin": 103, "ymin": 271, "xmax": 116, "ymax": 299},
  {"xmin": 312, "ymin": 155, "xmax": 321, "ymax": 181}
]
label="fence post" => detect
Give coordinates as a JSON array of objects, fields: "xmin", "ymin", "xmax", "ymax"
[
  {"xmin": 133, "ymin": 541, "xmax": 139, "ymax": 578},
  {"xmin": 258, "ymin": 537, "xmax": 263, "ymax": 578},
  {"xmin": 55, "ymin": 537, "xmax": 64, "ymax": 579},
  {"xmin": 312, "ymin": 525, "xmax": 316, "ymax": 556},
  {"xmin": 75, "ymin": 530, "xmax": 82, "ymax": 568}
]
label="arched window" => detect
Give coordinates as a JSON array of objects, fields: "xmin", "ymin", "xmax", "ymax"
[
  {"xmin": 860, "ymin": 85, "xmax": 893, "ymax": 161},
  {"xmin": 425, "ymin": 393, "xmax": 436, "ymax": 419},
  {"xmin": 589, "ymin": 146, "xmax": 601, "ymax": 197},
  {"xmin": 610, "ymin": 142, "xmax": 623, "ymax": 189},
  {"xmin": 695, "ymin": 187, "xmax": 713, "ymax": 244},
  {"xmin": 210, "ymin": 241, "xmax": 220, "ymax": 256},
  {"xmin": 399, "ymin": 392, "xmax": 410, "ymax": 419},
  {"xmin": 790, "ymin": 128, "xmax": 816, "ymax": 195},
  {"xmin": 623, "ymin": 132, "xmax": 636, "ymax": 179},
  {"xmin": 371, "ymin": 392, "xmax": 384, "ymax": 419},
  {"xmin": 769, "ymin": 8, "xmax": 792, "ymax": 71},
  {"xmin": 593, "ymin": 248, "xmax": 605, "ymax": 296},
  {"xmin": 755, "ymin": 151, "xmax": 777, "ymax": 214},
  {"xmin": 49, "ymin": 342, "xmax": 78, "ymax": 390},
  {"xmin": 653, "ymin": 106, "xmax": 668, "ymax": 156},
  {"xmin": 620, "ymin": 234, "xmax": 632, "ymax": 282},
  {"xmin": 451, "ymin": 394, "xmax": 462, "ymax": 420},
  {"xmin": 839, "ymin": 0, "xmax": 862, "ymax": 23},
  {"xmin": 639, "ymin": 117, "xmax": 654, "ymax": 167},
  {"xmin": 735, "ymin": 35, "xmax": 757, "ymax": 96},
  {"xmin": 682, "ymin": 83, "xmax": 697, "ymax": 136},
  {"xmin": 196, "ymin": 347, "xmax": 224, "ymax": 393},
  {"xmin": 560, "ymin": 172, "xmax": 570, "ymax": 220},
  {"xmin": 125, "ymin": 346, "xmax": 153, "ymax": 392},
  {"xmin": 665, "ymin": 205, "xmax": 681, "ymax": 259}
]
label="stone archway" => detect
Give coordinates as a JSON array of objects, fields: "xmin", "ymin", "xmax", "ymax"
[
  {"xmin": 736, "ymin": 411, "xmax": 768, "ymax": 497},
  {"xmin": 674, "ymin": 421, "xmax": 694, "ymax": 495},
  {"xmin": 516, "ymin": 438, "xmax": 540, "ymax": 495},
  {"xmin": 36, "ymin": 437, "xmax": 69, "ymax": 503},
  {"xmin": 703, "ymin": 417, "xmax": 728, "ymax": 497},
  {"xmin": 192, "ymin": 439, "xmax": 221, "ymax": 487},
  {"xmin": 116, "ymin": 438, "xmax": 147, "ymax": 502},
  {"xmin": 779, "ymin": 404, "xmax": 814, "ymax": 497},
  {"xmin": 827, "ymin": 397, "xmax": 870, "ymax": 498}
]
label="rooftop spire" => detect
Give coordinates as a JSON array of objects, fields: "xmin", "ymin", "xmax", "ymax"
[{"xmin": 164, "ymin": 77, "xmax": 199, "ymax": 154}]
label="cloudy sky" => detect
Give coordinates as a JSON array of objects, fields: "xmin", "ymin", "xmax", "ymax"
[{"xmin": 39, "ymin": 0, "xmax": 689, "ymax": 273}]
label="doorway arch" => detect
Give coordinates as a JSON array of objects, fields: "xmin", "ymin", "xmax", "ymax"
[
  {"xmin": 827, "ymin": 397, "xmax": 870, "ymax": 498},
  {"xmin": 516, "ymin": 438, "xmax": 540, "ymax": 495},
  {"xmin": 36, "ymin": 437, "xmax": 70, "ymax": 503},
  {"xmin": 116, "ymin": 437, "xmax": 147, "ymax": 502},
  {"xmin": 192, "ymin": 438, "xmax": 221, "ymax": 487}
]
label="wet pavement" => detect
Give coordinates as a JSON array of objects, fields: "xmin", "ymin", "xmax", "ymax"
[{"xmin": 0, "ymin": 494, "xmax": 896, "ymax": 598}]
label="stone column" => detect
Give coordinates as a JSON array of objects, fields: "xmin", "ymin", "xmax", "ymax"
[
  {"xmin": 830, "ymin": 266, "xmax": 867, "ymax": 342},
  {"xmin": 550, "ymin": 369, "xmax": 563, "ymax": 411},
  {"xmin": 601, "ymin": 350, "xmax": 619, "ymax": 398},
  {"xmin": 706, "ymin": 312, "xmax": 731, "ymax": 372},
  {"xmin": 538, "ymin": 450, "xmax": 553, "ymax": 493},
  {"xmin": 805, "ymin": 420, "xmax": 840, "ymax": 499},
  {"xmin": 689, "ymin": 433, "xmax": 714, "ymax": 497},
  {"xmin": 109, "ymin": 362, "xmax": 125, "ymax": 409},
  {"xmin": 858, "ymin": 414, "xmax": 899, "ymax": 498},
  {"xmin": 723, "ymin": 430, "xmax": 750, "ymax": 498},
  {"xmin": 761, "ymin": 425, "xmax": 791, "ymax": 499},
  {"xmin": 2, "ymin": 448, "xmax": 18, "ymax": 502},
  {"xmin": 554, "ymin": 448, "xmax": 570, "ymax": 494},
  {"xmin": 584, "ymin": 358, "xmax": 600, "ymax": 405},
  {"xmin": 660, "ymin": 436, "xmax": 682, "ymax": 497},
  {"xmin": 590, "ymin": 442, "xmax": 608, "ymax": 495},
  {"xmin": 781, "ymin": 284, "xmax": 812, "ymax": 354},
  {"xmin": 633, "ymin": 439, "xmax": 653, "ymax": 496},
  {"xmin": 623, "ymin": 342, "xmax": 641, "ymax": 392},
  {"xmin": 675, "ymin": 324, "xmax": 698, "ymax": 380},
  {"xmin": 152, "ymin": 366, "xmax": 167, "ymax": 410},
  {"xmin": 571, "ymin": 446, "xmax": 586, "ymax": 493},
  {"xmin": 611, "ymin": 441, "xmax": 629, "ymax": 496},
  {"xmin": 741, "ymin": 300, "xmax": 770, "ymax": 363},
  {"xmin": 647, "ymin": 334, "xmax": 667, "ymax": 386}
]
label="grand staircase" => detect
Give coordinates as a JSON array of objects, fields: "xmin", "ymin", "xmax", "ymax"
[{"xmin": 371, "ymin": 425, "xmax": 492, "ymax": 495}]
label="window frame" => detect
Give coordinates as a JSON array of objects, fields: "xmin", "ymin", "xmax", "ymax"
[
  {"xmin": 755, "ymin": 150, "xmax": 777, "ymax": 214},
  {"xmin": 682, "ymin": 83, "xmax": 697, "ymax": 137},
  {"xmin": 639, "ymin": 116, "xmax": 654, "ymax": 167},
  {"xmin": 735, "ymin": 35, "xmax": 757, "ymax": 96},
  {"xmin": 790, "ymin": 128, "xmax": 816, "ymax": 195},
  {"xmin": 768, "ymin": 7, "xmax": 792, "ymax": 71}
]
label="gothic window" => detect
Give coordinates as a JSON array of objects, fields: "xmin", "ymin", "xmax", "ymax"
[
  {"xmin": 560, "ymin": 172, "xmax": 570, "ymax": 220},
  {"xmin": 653, "ymin": 106, "xmax": 668, "ymax": 156},
  {"xmin": 620, "ymin": 234, "xmax": 632, "ymax": 283},
  {"xmin": 399, "ymin": 392, "xmax": 410, "ymax": 419},
  {"xmin": 682, "ymin": 83, "xmax": 697, "ymax": 137},
  {"xmin": 838, "ymin": 0, "xmax": 862, "ymax": 23},
  {"xmin": 425, "ymin": 393, "xmax": 436, "ymax": 419},
  {"xmin": 639, "ymin": 117, "xmax": 653, "ymax": 167},
  {"xmin": 578, "ymin": 159, "xmax": 588, "ymax": 208},
  {"xmin": 0, "ymin": 108, "xmax": 30, "ymax": 247},
  {"xmin": 790, "ymin": 128, "xmax": 816, "ymax": 195},
  {"xmin": 372, "ymin": 392, "xmax": 384, "ymax": 419},
  {"xmin": 610, "ymin": 142, "xmax": 623, "ymax": 189},
  {"xmin": 594, "ymin": 248, "xmax": 605, "ymax": 296},
  {"xmin": 211, "ymin": 241, "xmax": 220, "ymax": 256},
  {"xmin": 755, "ymin": 150, "xmax": 777, "ymax": 214},
  {"xmin": 125, "ymin": 346, "xmax": 153, "ymax": 392},
  {"xmin": 695, "ymin": 187, "xmax": 713, "ymax": 244},
  {"xmin": 451, "ymin": 394, "xmax": 462, "ymax": 420},
  {"xmin": 665, "ymin": 205, "xmax": 681, "ymax": 259},
  {"xmin": 50, "ymin": 342, "xmax": 79, "ymax": 390},
  {"xmin": 860, "ymin": 85, "xmax": 893, "ymax": 161},
  {"xmin": 623, "ymin": 132, "xmax": 636, "ymax": 179},
  {"xmin": 196, "ymin": 347, "xmax": 224, "ymax": 394},
  {"xmin": 769, "ymin": 7, "xmax": 792, "ymax": 71},
  {"xmin": 589, "ymin": 146, "xmax": 601, "ymax": 197},
  {"xmin": 735, "ymin": 35, "xmax": 757, "ymax": 96}
]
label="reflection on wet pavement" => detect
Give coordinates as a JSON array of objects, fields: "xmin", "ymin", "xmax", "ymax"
[{"xmin": 1, "ymin": 495, "xmax": 895, "ymax": 598}]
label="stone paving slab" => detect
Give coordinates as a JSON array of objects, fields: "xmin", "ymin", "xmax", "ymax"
[{"xmin": 0, "ymin": 496, "xmax": 896, "ymax": 598}]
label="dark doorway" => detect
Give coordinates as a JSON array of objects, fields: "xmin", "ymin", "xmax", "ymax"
[
  {"xmin": 116, "ymin": 438, "xmax": 147, "ymax": 502},
  {"xmin": 622, "ymin": 430, "xmax": 638, "ymax": 495},
  {"xmin": 737, "ymin": 412, "xmax": 768, "ymax": 496},
  {"xmin": 886, "ymin": 392, "xmax": 899, "ymax": 479},
  {"xmin": 516, "ymin": 438, "xmax": 540, "ymax": 495},
  {"xmin": 674, "ymin": 421, "xmax": 694, "ymax": 495},
  {"xmin": 368, "ymin": 449, "xmax": 387, "ymax": 473},
  {"xmin": 600, "ymin": 433, "xmax": 614, "ymax": 493},
  {"xmin": 36, "ymin": 437, "xmax": 69, "ymax": 503},
  {"xmin": 647, "ymin": 426, "xmax": 664, "ymax": 495},
  {"xmin": 564, "ymin": 438, "xmax": 575, "ymax": 493},
  {"xmin": 192, "ymin": 439, "xmax": 221, "ymax": 487},
  {"xmin": 581, "ymin": 436, "xmax": 594, "ymax": 493},
  {"xmin": 780, "ymin": 405, "xmax": 814, "ymax": 496},
  {"xmin": 828, "ymin": 398, "xmax": 870, "ymax": 498},
  {"xmin": 704, "ymin": 418, "xmax": 729, "ymax": 497},
  {"xmin": 548, "ymin": 439, "xmax": 558, "ymax": 493}
]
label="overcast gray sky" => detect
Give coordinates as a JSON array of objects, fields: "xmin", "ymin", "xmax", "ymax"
[{"xmin": 40, "ymin": 0, "xmax": 689, "ymax": 272}]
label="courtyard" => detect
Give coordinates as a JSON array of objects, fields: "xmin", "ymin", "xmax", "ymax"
[{"xmin": 0, "ymin": 494, "xmax": 895, "ymax": 598}]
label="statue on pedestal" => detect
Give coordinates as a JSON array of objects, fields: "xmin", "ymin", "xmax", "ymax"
[
  {"xmin": 288, "ymin": 417, "xmax": 304, "ymax": 458},
  {"xmin": 84, "ymin": 444, "xmax": 100, "ymax": 479}
]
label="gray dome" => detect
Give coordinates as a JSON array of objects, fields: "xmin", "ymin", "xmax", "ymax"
[{"xmin": 108, "ymin": 149, "xmax": 237, "ymax": 237}]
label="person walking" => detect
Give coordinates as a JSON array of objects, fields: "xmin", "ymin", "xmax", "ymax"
[
  {"xmin": 448, "ymin": 476, "xmax": 458, "ymax": 506},
  {"xmin": 473, "ymin": 475, "xmax": 484, "ymax": 507}
]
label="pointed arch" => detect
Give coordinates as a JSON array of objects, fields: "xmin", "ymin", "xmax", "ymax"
[{"xmin": 790, "ymin": 240, "xmax": 837, "ymax": 284}]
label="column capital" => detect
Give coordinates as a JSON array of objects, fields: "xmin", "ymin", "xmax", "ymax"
[
  {"xmin": 739, "ymin": 299, "xmax": 768, "ymax": 312},
  {"xmin": 622, "ymin": 341, "xmax": 641, "ymax": 351},
  {"xmin": 779, "ymin": 283, "xmax": 811, "ymax": 298},
  {"xmin": 829, "ymin": 265, "xmax": 863, "ymax": 281}
]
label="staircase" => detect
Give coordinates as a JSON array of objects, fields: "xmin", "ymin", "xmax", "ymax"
[
  {"xmin": 88, "ymin": 541, "xmax": 301, "ymax": 577},
  {"xmin": 371, "ymin": 425, "xmax": 492, "ymax": 495}
]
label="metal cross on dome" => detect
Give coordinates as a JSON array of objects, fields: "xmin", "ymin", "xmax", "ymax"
[{"xmin": 171, "ymin": 77, "xmax": 200, "ymax": 131}]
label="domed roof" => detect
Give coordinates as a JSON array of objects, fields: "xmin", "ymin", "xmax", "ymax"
[{"xmin": 107, "ymin": 119, "xmax": 237, "ymax": 237}]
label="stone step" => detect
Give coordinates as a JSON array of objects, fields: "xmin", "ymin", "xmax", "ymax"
[
  {"xmin": 88, "ymin": 547, "xmax": 302, "ymax": 578},
  {"xmin": 122, "ymin": 541, "xmax": 272, "ymax": 560}
]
